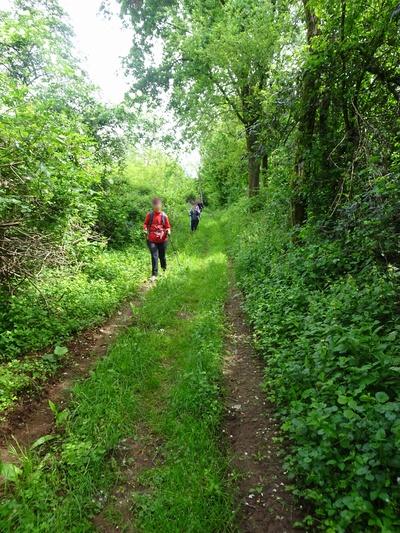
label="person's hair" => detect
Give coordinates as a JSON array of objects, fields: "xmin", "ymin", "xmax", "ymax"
[{"xmin": 152, "ymin": 197, "xmax": 162, "ymax": 205}]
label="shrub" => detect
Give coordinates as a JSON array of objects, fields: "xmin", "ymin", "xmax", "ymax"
[{"xmin": 233, "ymin": 202, "xmax": 400, "ymax": 532}]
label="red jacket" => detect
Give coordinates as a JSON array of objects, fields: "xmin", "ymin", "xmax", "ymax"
[{"xmin": 143, "ymin": 211, "xmax": 171, "ymax": 243}]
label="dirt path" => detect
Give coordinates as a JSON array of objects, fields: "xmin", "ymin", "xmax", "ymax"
[
  {"xmin": 1, "ymin": 246, "xmax": 307, "ymax": 532},
  {"xmin": 224, "ymin": 285, "xmax": 305, "ymax": 533},
  {"xmin": 0, "ymin": 284, "xmax": 150, "ymax": 464}
]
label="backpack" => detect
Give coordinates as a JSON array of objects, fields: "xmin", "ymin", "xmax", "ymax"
[
  {"xmin": 189, "ymin": 208, "xmax": 200, "ymax": 220},
  {"xmin": 148, "ymin": 210, "xmax": 166, "ymax": 233}
]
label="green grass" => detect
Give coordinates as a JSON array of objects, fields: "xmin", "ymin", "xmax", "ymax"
[
  {"xmin": 0, "ymin": 247, "xmax": 148, "ymax": 414},
  {"xmin": 0, "ymin": 213, "xmax": 236, "ymax": 532}
]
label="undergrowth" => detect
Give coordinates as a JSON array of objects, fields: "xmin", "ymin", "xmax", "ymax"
[
  {"xmin": 0, "ymin": 249, "xmax": 147, "ymax": 361},
  {"xmin": 0, "ymin": 248, "xmax": 147, "ymax": 414},
  {"xmin": 230, "ymin": 195, "xmax": 400, "ymax": 532}
]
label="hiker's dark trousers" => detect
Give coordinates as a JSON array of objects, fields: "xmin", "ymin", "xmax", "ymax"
[
  {"xmin": 191, "ymin": 219, "xmax": 199, "ymax": 231},
  {"xmin": 147, "ymin": 240, "xmax": 168, "ymax": 276}
]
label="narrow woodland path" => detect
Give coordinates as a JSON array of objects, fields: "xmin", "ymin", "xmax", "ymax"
[
  {"xmin": 224, "ymin": 283, "xmax": 304, "ymax": 533},
  {"xmin": 0, "ymin": 214, "xmax": 305, "ymax": 532}
]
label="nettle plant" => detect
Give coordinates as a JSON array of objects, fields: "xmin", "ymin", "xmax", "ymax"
[{"xmin": 236, "ymin": 220, "xmax": 400, "ymax": 531}]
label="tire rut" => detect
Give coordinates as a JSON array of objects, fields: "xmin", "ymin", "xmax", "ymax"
[
  {"xmin": 0, "ymin": 284, "xmax": 151, "ymax": 466},
  {"xmin": 224, "ymin": 282, "xmax": 305, "ymax": 533}
]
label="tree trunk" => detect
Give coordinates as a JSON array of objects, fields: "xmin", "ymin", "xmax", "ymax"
[
  {"xmin": 246, "ymin": 132, "xmax": 261, "ymax": 197},
  {"xmin": 261, "ymin": 153, "xmax": 268, "ymax": 188},
  {"xmin": 291, "ymin": 0, "xmax": 320, "ymax": 226},
  {"xmin": 198, "ymin": 171, "xmax": 204, "ymax": 204},
  {"xmin": 291, "ymin": 160, "xmax": 307, "ymax": 226}
]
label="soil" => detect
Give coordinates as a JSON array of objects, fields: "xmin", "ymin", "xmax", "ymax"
[
  {"xmin": 0, "ymin": 284, "xmax": 150, "ymax": 465},
  {"xmin": 224, "ymin": 285, "xmax": 305, "ymax": 533},
  {"xmin": 92, "ymin": 430, "xmax": 163, "ymax": 533}
]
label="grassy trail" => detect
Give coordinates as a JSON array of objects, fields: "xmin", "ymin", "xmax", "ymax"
[{"xmin": 1, "ymin": 213, "xmax": 236, "ymax": 532}]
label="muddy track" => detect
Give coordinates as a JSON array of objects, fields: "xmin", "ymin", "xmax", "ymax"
[
  {"xmin": 0, "ymin": 284, "xmax": 150, "ymax": 465},
  {"xmin": 1, "ymin": 270, "xmax": 307, "ymax": 532},
  {"xmin": 224, "ymin": 283, "xmax": 305, "ymax": 533}
]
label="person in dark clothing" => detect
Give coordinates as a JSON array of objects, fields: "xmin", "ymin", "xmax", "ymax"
[
  {"xmin": 189, "ymin": 203, "xmax": 201, "ymax": 232},
  {"xmin": 143, "ymin": 198, "xmax": 171, "ymax": 281}
]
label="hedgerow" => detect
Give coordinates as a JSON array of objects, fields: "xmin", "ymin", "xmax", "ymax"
[{"xmin": 232, "ymin": 198, "xmax": 400, "ymax": 532}]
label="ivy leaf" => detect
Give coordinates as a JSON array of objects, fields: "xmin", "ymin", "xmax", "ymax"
[
  {"xmin": 42, "ymin": 353, "xmax": 57, "ymax": 364},
  {"xmin": 375, "ymin": 428, "xmax": 386, "ymax": 440},
  {"xmin": 343, "ymin": 409, "xmax": 358, "ymax": 419}
]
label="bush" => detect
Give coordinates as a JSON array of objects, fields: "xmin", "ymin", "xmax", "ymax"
[
  {"xmin": 94, "ymin": 178, "xmax": 154, "ymax": 248},
  {"xmin": 94, "ymin": 150, "xmax": 199, "ymax": 248},
  {"xmin": 232, "ymin": 201, "xmax": 400, "ymax": 532},
  {"xmin": 0, "ymin": 247, "xmax": 146, "ymax": 362}
]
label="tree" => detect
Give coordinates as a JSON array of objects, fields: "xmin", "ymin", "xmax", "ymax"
[
  {"xmin": 292, "ymin": 0, "xmax": 400, "ymax": 224},
  {"xmin": 0, "ymin": 0, "xmax": 135, "ymax": 288},
  {"xmin": 200, "ymin": 121, "xmax": 247, "ymax": 205},
  {"xmin": 116, "ymin": 0, "xmax": 289, "ymax": 197}
]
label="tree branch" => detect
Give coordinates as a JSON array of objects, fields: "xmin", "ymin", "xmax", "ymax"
[{"xmin": 209, "ymin": 74, "xmax": 246, "ymax": 124}]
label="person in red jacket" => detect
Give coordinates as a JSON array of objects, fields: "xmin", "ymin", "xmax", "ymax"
[{"xmin": 143, "ymin": 198, "xmax": 171, "ymax": 281}]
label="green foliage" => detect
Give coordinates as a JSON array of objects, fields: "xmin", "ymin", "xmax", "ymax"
[
  {"xmin": 119, "ymin": 0, "xmax": 293, "ymax": 195},
  {"xmin": 94, "ymin": 177, "xmax": 153, "ymax": 248},
  {"xmin": 330, "ymin": 172, "xmax": 400, "ymax": 266},
  {"xmin": 122, "ymin": 149, "xmax": 197, "ymax": 207},
  {"xmin": 48, "ymin": 399, "xmax": 70, "ymax": 426},
  {"xmin": 0, "ymin": 1, "xmax": 98, "ymax": 281},
  {"xmin": 289, "ymin": 0, "xmax": 400, "ymax": 222},
  {"xmin": 0, "ymin": 1, "xmax": 195, "ymax": 418},
  {"xmin": 232, "ymin": 197, "xmax": 400, "ymax": 531},
  {"xmin": 0, "ymin": 346, "xmax": 65, "ymax": 414},
  {"xmin": 94, "ymin": 149, "xmax": 197, "ymax": 247},
  {"xmin": 0, "ymin": 249, "xmax": 146, "ymax": 359},
  {"xmin": 0, "ymin": 0, "xmax": 149, "ymax": 286},
  {"xmin": 0, "ymin": 248, "xmax": 147, "ymax": 414},
  {"xmin": 200, "ymin": 122, "xmax": 247, "ymax": 206},
  {"xmin": 4, "ymin": 0, "xmax": 400, "ymax": 530}
]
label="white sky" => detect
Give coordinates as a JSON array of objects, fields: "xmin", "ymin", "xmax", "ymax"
[
  {"xmin": 0, "ymin": 0, "xmax": 200, "ymax": 174},
  {"xmin": 58, "ymin": 0, "xmax": 133, "ymax": 103},
  {"xmin": 57, "ymin": 0, "xmax": 200, "ymax": 172}
]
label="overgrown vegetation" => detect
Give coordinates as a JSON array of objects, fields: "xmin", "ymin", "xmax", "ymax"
[
  {"xmin": 116, "ymin": 0, "xmax": 400, "ymax": 528},
  {"xmin": 229, "ymin": 192, "xmax": 400, "ymax": 531},
  {"xmin": 0, "ymin": 215, "xmax": 234, "ymax": 533},
  {"xmin": 2, "ymin": 0, "xmax": 400, "ymax": 530},
  {"xmin": 0, "ymin": 0, "xmax": 196, "ymax": 413}
]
